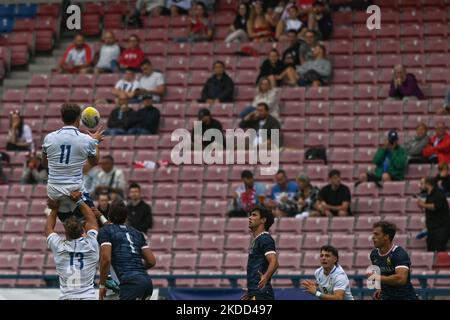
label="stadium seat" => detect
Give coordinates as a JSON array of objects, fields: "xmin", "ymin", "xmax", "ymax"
[
  {"xmin": 303, "ymin": 217, "xmax": 329, "ymax": 234},
  {"xmin": 223, "ymin": 253, "xmax": 247, "ymax": 271},
  {"xmin": 172, "ymin": 235, "xmax": 199, "ymax": 252},
  {"xmin": 0, "ymin": 236, "xmax": 22, "ymax": 253},
  {"xmin": 303, "ymin": 235, "xmax": 330, "ymax": 251},
  {"xmin": 7, "ymin": 185, "xmax": 32, "ymax": 200},
  {"xmin": 277, "ymin": 234, "xmax": 303, "ymax": 252},
  {"xmin": 174, "ymin": 218, "xmax": 200, "ymax": 234},
  {"xmin": 410, "ymin": 252, "xmax": 434, "ymax": 269},
  {"xmin": 198, "ymin": 235, "xmax": 225, "ymax": 252},
  {"xmin": 224, "ymin": 234, "xmax": 250, "ymax": 253},
  {"xmin": 329, "ymin": 217, "xmax": 355, "ymax": 233},
  {"xmin": 201, "ymin": 200, "xmax": 228, "ymax": 217},
  {"xmin": 225, "ymin": 218, "xmax": 250, "ymax": 235},
  {"xmin": 22, "ymin": 235, "xmax": 47, "ymax": 253},
  {"xmin": 172, "ymin": 253, "xmax": 198, "ymax": 271},
  {"xmin": 302, "ymin": 252, "xmax": 319, "ymax": 268},
  {"xmin": 177, "ymin": 200, "xmax": 201, "ymax": 217}
]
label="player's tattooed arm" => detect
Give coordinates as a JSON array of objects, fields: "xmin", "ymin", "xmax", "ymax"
[{"xmin": 44, "ymin": 198, "xmax": 59, "ymax": 237}]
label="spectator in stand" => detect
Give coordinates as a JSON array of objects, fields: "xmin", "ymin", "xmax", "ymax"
[
  {"xmin": 247, "ymin": 0, "xmax": 275, "ymax": 42},
  {"xmin": 129, "ymin": 95, "xmax": 160, "ymax": 135},
  {"xmin": 436, "ymin": 163, "xmax": 450, "ymax": 197},
  {"xmin": 422, "ymin": 122, "xmax": 450, "ymax": 165},
  {"xmin": 89, "ymin": 155, "xmax": 127, "ymax": 199},
  {"xmin": 136, "ymin": 59, "xmax": 166, "ymax": 103},
  {"xmin": 388, "ymin": 65, "xmax": 425, "ymax": 101},
  {"xmin": 58, "ymin": 34, "xmax": 93, "ymax": 74},
  {"xmin": 246, "ymin": 77, "xmax": 279, "ymax": 117},
  {"xmin": 294, "ymin": 174, "xmax": 320, "ymax": 218},
  {"xmin": 229, "ymin": 170, "xmax": 266, "ymax": 217},
  {"xmin": 7, "ymin": 110, "xmax": 34, "ymax": 152},
  {"xmin": 282, "ymin": 29, "xmax": 303, "ymax": 66},
  {"xmin": 299, "ymin": 29, "xmax": 317, "ymax": 63},
  {"xmin": 21, "ymin": 152, "xmax": 47, "ymax": 184},
  {"xmin": 0, "ymin": 152, "xmax": 9, "ymax": 184},
  {"xmin": 403, "ymin": 122, "xmax": 430, "ymax": 164},
  {"xmin": 225, "ymin": 2, "xmax": 250, "ymax": 43},
  {"xmin": 307, "ymin": 0, "xmax": 333, "ymax": 40},
  {"xmin": 135, "ymin": 0, "xmax": 166, "ymax": 17},
  {"xmin": 104, "ymin": 95, "xmax": 136, "ymax": 136},
  {"xmin": 295, "ymin": 43, "xmax": 332, "ymax": 86},
  {"xmin": 239, "ymin": 102, "xmax": 281, "ymax": 147},
  {"xmin": 356, "ymin": 130, "xmax": 408, "ymax": 187},
  {"xmin": 191, "ymin": 108, "xmax": 223, "ymax": 150},
  {"xmin": 167, "ymin": 0, "xmax": 192, "ymax": 16},
  {"xmin": 126, "ymin": 183, "xmax": 153, "ymax": 234},
  {"xmin": 256, "ymin": 49, "xmax": 285, "ymax": 87},
  {"xmin": 275, "ymin": 6, "xmax": 304, "ymax": 41},
  {"xmin": 316, "ymin": 169, "xmax": 351, "ymax": 217},
  {"xmin": 93, "ymin": 31, "xmax": 121, "ymax": 74},
  {"xmin": 265, "ymin": 169, "xmax": 299, "ymax": 217},
  {"xmin": 436, "ymin": 88, "xmax": 450, "ymax": 115},
  {"xmin": 199, "ymin": 61, "xmax": 235, "ymax": 104},
  {"xmin": 96, "ymin": 192, "xmax": 111, "ymax": 219},
  {"xmin": 112, "ymin": 69, "xmax": 139, "ymax": 100},
  {"xmin": 175, "ymin": 1, "xmax": 214, "ymax": 42},
  {"xmin": 417, "ymin": 177, "xmax": 450, "ymax": 252},
  {"xmin": 118, "ymin": 35, "xmax": 145, "ymax": 72}
]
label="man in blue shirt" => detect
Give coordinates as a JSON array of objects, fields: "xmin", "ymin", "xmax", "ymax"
[
  {"xmin": 97, "ymin": 200, "xmax": 156, "ymax": 300},
  {"xmin": 369, "ymin": 221, "xmax": 418, "ymax": 300},
  {"xmin": 266, "ymin": 169, "xmax": 299, "ymax": 217},
  {"xmin": 243, "ymin": 206, "xmax": 278, "ymax": 300}
]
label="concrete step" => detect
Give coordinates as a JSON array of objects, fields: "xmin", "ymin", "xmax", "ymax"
[
  {"xmin": 29, "ymin": 64, "xmax": 54, "ymax": 73},
  {"xmin": 2, "ymin": 78, "xmax": 29, "ymax": 88},
  {"xmin": 9, "ymin": 71, "xmax": 32, "ymax": 80}
]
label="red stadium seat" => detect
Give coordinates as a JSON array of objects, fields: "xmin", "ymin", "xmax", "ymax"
[
  {"xmin": 172, "ymin": 235, "xmax": 199, "ymax": 252},
  {"xmin": 198, "ymin": 234, "xmax": 225, "ymax": 253}
]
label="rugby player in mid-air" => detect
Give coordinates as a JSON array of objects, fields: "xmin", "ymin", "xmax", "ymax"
[
  {"xmin": 42, "ymin": 103, "xmax": 104, "ymax": 221},
  {"xmin": 242, "ymin": 206, "xmax": 279, "ymax": 300},
  {"xmin": 97, "ymin": 200, "xmax": 156, "ymax": 300},
  {"xmin": 369, "ymin": 221, "xmax": 419, "ymax": 300}
]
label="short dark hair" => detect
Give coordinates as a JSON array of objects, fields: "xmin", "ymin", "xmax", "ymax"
[
  {"xmin": 276, "ymin": 169, "xmax": 286, "ymax": 177},
  {"xmin": 269, "ymin": 48, "xmax": 279, "ymax": 55},
  {"xmin": 214, "ymin": 60, "xmax": 225, "ymax": 68},
  {"xmin": 320, "ymin": 245, "xmax": 339, "ymax": 264},
  {"xmin": 141, "ymin": 59, "xmax": 151, "ymax": 66},
  {"xmin": 425, "ymin": 176, "xmax": 437, "ymax": 187},
  {"xmin": 61, "ymin": 103, "xmax": 81, "ymax": 125},
  {"xmin": 109, "ymin": 200, "xmax": 128, "ymax": 224},
  {"xmin": 64, "ymin": 216, "xmax": 84, "ymax": 240},
  {"xmin": 287, "ymin": 29, "xmax": 298, "ymax": 35},
  {"xmin": 101, "ymin": 155, "xmax": 114, "ymax": 163},
  {"xmin": 257, "ymin": 102, "xmax": 269, "ymax": 111},
  {"xmin": 129, "ymin": 182, "xmax": 141, "ymax": 191},
  {"xmin": 328, "ymin": 169, "xmax": 341, "ymax": 178},
  {"xmin": 373, "ymin": 221, "xmax": 397, "ymax": 241},
  {"xmin": 252, "ymin": 205, "xmax": 274, "ymax": 231},
  {"xmin": 241, "ymin": 170, "xmax": 253, "ymax": 179},
  {"xmin": 125, "ymin": 68, "xmax": 135, "ymax": 73},
  {"xmin": 98, "ymin": 192, "xmax": 110, "ymax": 200}
]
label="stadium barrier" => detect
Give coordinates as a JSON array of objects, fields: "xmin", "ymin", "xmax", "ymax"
[{"xmin": 1, "ymin": 274, "xmax": 450, "ymax": 300}]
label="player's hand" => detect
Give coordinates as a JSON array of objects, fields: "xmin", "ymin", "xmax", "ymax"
[
  {"xmin": 240, "ymin": 288, "xmax": 249, "ymax": 300},
  {"xmin": 301, "ymin": 280, "xmax": 317, "ymax": 295},
  {"xmin": 257, "ymin": 271, "xmax": 268, "ymax": 289},
  {"xmin": 69, "ymin": 191, "xmax": 83, "ymax": 202},
  {"xmin": 89, "ymin": 126, "xmax": 105, "ymax": 143},
  {"xmin": 99, "ymin": 287, "xmax": 107, "ymax": 300},
  {"xmin": 373, "ymin": 289, "xmax": 381, "ymax": 300},
  {"xmin": 416, "ymin": 199, "xmax": 425, "ymax": 208},
  {"xmin": 47, "ymin": 198, "xmax": 59, "ymax": 210},
  {"xmin": 90, "ymin": 206, "xmax": 102, "ymax": 219}
]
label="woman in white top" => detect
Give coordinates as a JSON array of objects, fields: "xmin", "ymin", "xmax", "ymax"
[
  {"xmin": 252, "ymin": 77, "xmax": 279, "ymax": 115},
  {"xmin": 94, "ymin": 31, "xmax": 121, "ymax": 74},
  {"xmin": 7, "ymin": 110, "xmax": 34, "ymax": 152}
]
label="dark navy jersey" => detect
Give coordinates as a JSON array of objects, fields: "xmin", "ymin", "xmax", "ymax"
[
  {"xmin": 247, "ymin": 232, "xmax": 277, "ymax": 296},
  {"xmin": 370, "ymin": 245, "xmax": 418, "ymax": 300},
  {"xmin": 97, "ymin": 224, "xmax": 149, "ymax": 282}
]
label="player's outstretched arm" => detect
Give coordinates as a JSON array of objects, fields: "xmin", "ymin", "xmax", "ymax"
[
  {"xmin": 99, "ymin": 245, "xmax": 112, "ymax": 300},
  {"xmin": 142, "ymin": 247, "xmax": 157, "ymax": 269},
  {"xmin": 87, "ymin": 126, "xmax": 105, "ymax": 167},
  {"xmin": 69, "ymin": 191, "xmax": 99, "ymax": 231},
  {"xmin": 44, "ymin": 198, "xmax": 59, "ymax": 237},
  {"xmin": 301, "ymin": 280, "xmax": 346, "ymax": 300}
]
